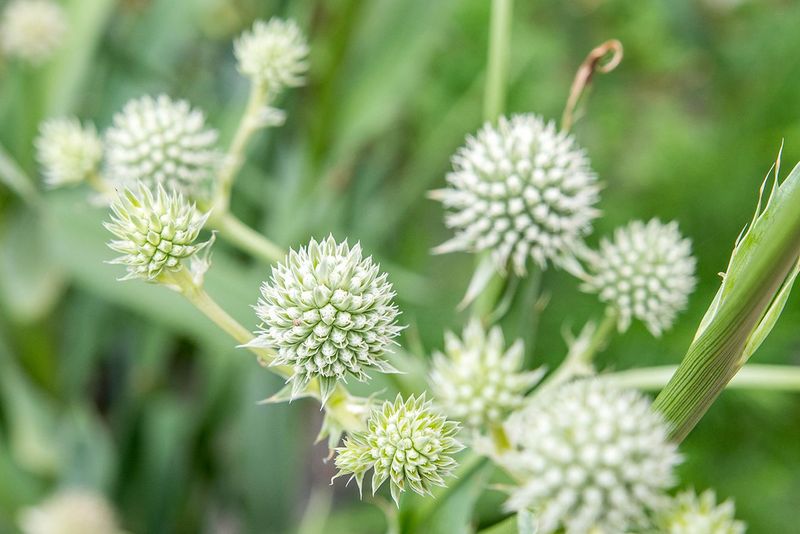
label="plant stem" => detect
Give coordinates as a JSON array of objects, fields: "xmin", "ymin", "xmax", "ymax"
[
  {"xmin": 483, "ymin": 0, "xmax": 513, "ymax": 122},
  {"xmin": 606, "ymin": 364, "xmax": 800, "ymax": 392},
  {"xmin": 0, "ymin": 142, "xmax": 40, "ymax": 207},
  {"xmin": 209, "ymin": 211, "xmax": 285, "ymax": 263}
]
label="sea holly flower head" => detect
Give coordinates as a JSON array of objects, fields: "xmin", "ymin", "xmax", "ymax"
[
  {"xmin": 35, "ymin": 118, "xmax": 103, "ymax": 187},
  {"xmin": 234, "ymin": 17, "xmax": 309, "ymax": 92},
  {"xmin": 104, "ymin": 183, "xmax": 211, "ymax": 282},
  {"xmin": 429, "ymin": 318, "xmax": 544, "ymax": 430},
  {"xmin": 251, "ymin": 236, "xmax": 402, "ymax": 403},
  {"xmin": 333, "ymin": 394, "xmax": 463, "ymax": 506},
  {"xmin": 500, "ymin": 379, "xmax": 680, "ymax": 534},
  {"xmin": 657, "ymin": 489, "xmax": 746, "ymax": 534},
  {"xmin": 582, "ymin": 219, "xmax": 696, "ymax": 336},
  {"xmin": 430, "ymin": 113, "xmax": 600, "ymax": 275},
  {"xmin": 0, "ymin": 0, "xmax": 67, "ymax": 65},
  {"xmin": 18, "ymin": 489, "xmax": 123, "ymax": 534}
]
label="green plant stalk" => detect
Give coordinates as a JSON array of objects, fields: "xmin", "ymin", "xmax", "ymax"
[
  {"xmin": 208, "ymin": 211, "xmax": 285, "ymax": 263},
  {"xmin": 483, "ymin": 0, "xmax": 513, "ymax": 122},
  {"xmin": 654, "ymin": 161, "xmax": 800, "ymax": 442},
  {"xmin": 606, "ymin": 364, "xmax": 800, "ymax": 392}
]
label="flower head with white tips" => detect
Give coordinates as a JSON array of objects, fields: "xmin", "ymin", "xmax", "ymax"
[
  {"xmin": 35, "ymin": 118, "xmax": 103, "ymax": 187},
  {"xmin": 500, "ymin": 379, "xmax": 680, "ymax": 534},
  {"xmin": 234, "ymin": 18, "xmax": 309, "ymax": 92},
  {"xmin": 250, "ymin": 236, "xmax": 402, "ymax": 403},
  {"xmin": 429, "ymin": 318, "xmax": 544, "ymax": 430},
  {"xmin": 0, "ymin": 0, "xmax": 67, "ymax": 65},
  {"xmin": 431, "ymin": 114, "xmax": 600, "ymax": 275},
  {"xmin": 18, "ymin": 488, "xmax": 122, "ymax": 534},
  {"xmin": 104, "ymin": 94, "xmax": 219, "ymax": 198},
  {"xmin": 104, "ymin": 183, "xmax": 210, "ymax": 282},
  {"xmin": 657, "ymin": 489, "xmax": 746, "ymax": 534},
  {"xmin": 334, "ymin": 393, "xmax": 463, "ymax": 505},
  {"xmin": 582, "ymin": 219, "xmax": 696, "ymax": 336}
]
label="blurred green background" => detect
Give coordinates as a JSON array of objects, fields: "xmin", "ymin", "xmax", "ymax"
[{"xmin": 1, "ymin": 0, "xmax": 799, "ymax": 532}]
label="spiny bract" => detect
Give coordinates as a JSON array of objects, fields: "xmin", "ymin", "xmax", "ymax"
[
  {"xmin": 429, "ymin": 318, "xmax": 544, "ymax": 430},
  {"xmin": 252, "ymin": 236, "xmax": 402, "ymax": 403},
  {"xmin": 334, "ymin": 394, "xmax": 463, "ymax": 506},
  {"xmin": 0, "ymin": 0, "xmax": 67, "ymax": 65},
  {"xmin": 18, "ymin": 489, "xmax": 122, "ymax": 534},
  {"xmin": 582, "ymin": 219, "xmax": 696, "ymax": 336},
  {"xmin": 104, "ymin": 94, "xmax": 219, "ymax": 197},
  {"xmin": 234, "ymin": 17, "xmax": 309, "ymax": 91},
  {"xmin": 657, "ymin": 489, "xmax": 746, "ymax": 534},
  {"xmin": 35, "ymin": 118, "xmax": 103, "ymax": 187},
  {"xmin": 430, "ymin": 114, "xmax": 600, "ymax": 275},
  {"xmin": 501, "ymin": 379, "xmax": 680, "ymax": 534},
  {"xmin": 105, "ymin": 183, "xmax": 210, "ymax": 281}
]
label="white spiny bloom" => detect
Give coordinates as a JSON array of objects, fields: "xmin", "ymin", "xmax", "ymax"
[
  {"xmin": 500, "ymin": 379, "xmax": 680, "ymax": 534},
  {"xmin": 18, "ymin": 488, "xmax": 123, "ymax": 534},
  {"xmin": 429, "ymin": 318, "xmax": 544, "ymax": 430},
  {"xmin": 582, "ymin": 219, "xmax": 696, "ymax": 336},
  {"xmin": 251, "ymin": 236, "xmax": 402, "ymax": 403},
  {"xmin": 657, "ymin": 489, "xmax": 746, "ymax": 534},
  {"xmin": 104, "ymin": 183, "xmax": 210, "ymax": 281},
  {"xmin": 0, "ymin": 0, "xmax": 67, "ymax": 65},
  {"xmin": 35, "ymin": 118, "xmax": 103, "ymax": 187},
  {"xmin": 334, "ymin": 394, "xmax": 463, "ymax": 506},
  {"xmin": 104, "ymin": 94, "xmax": 219, "ymax": 197},
  {"xmin": 234, "ymin": 18, "xmax": 309, "ymax": 91},
  {"xmin": 430, "ymin": 114, "xmax": 600, "ymax": 275}
]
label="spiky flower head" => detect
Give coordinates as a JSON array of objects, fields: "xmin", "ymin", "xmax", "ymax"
[
  {"xmin": 0, "ymin": 0, "xmax": 67, "ymax": 65},
  {"xmin": 234, "ymin": 18, "xmax": 309, "ymax": 91},
  {"xmin": 35, "ymin": 118, "xmax": 103, "ymax": 187},
  {"xmin": 104, "ymin": 94, "xmax": 219, "ymax": 198},
  {"xmin": 500, "ymin": 379, "xmax": 680, "ymax": 534},
  {"xmin": 429, "ymin": 318, "xmax": 544, "ymax": 430},
  {"xmin": 430, "ymin": 114, "xmax": 600, "ymax": 275},
  {"xmin": 18, "ymin": 488, "xmax": 122, "ymax": 534},
  {"xmin": 657, "ymin": 489, "xmax": 746, "ymax": 534},
  {"xmin": 334, "ymin": 394, "xmax": 463, "ymax": 506},
  {"xmin": 104, "ymin": 183, "xmax": 210, "ymax": 282},
  {"xmin": 582, "ymin": 219, "xmax": 696, "ymax": 336},
  {"xmin": 251, "ymin": 236, "xmax": 401, "ymax": 402}
]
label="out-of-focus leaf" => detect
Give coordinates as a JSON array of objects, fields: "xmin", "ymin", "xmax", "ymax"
[{"xmin": 57, "ymin": 406, "xmax": 116, "ymax": 490}]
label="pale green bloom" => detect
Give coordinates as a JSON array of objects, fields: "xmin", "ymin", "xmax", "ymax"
[
  {"xmin": 18, "ymin": 489, "xmax": 123, "ymax": 534},
  {"xmin": 104, "ymin": 183, "xmax": 210, "ymax": 282},
  {"xmin": 250, "ymin": 236, "xmax": 402, "ymax": 403},
  {"xmin": 501, "ymin": 379, "xmax": 680, "ymax": 534},
  {"xmin": 430, "ymin": 114, "xmax": 600, "ymax": 275},
  {"xmin": 429, "ymin": 318, "xmax": 544, "ymax": 430},
  {"xmin": 334, "ymin": 394, "xmax": 463, "ymax": 505},
  {"xmin": 0, "ymin": 0, "xmax": 67, "ymax": 65},
  {"xmin": 35, "ymin": 118, "xmax": 103, "ymax": 187},
  {"xmin": 657, "ymin": 489, "xmax": 746, "ymax": 534},
  {"xmin": 234, "ymin": 18, "xmax": 309, "ymax": 91}
]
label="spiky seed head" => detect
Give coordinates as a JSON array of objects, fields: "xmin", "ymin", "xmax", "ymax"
[
  {"xmin": 234, "ymin": 18, "xmax": 309, "ymax": 91},
  {"xmin": 0, "ymin": 0, "xmax": 67, "ymax": 65},
  {"xmin": 104, "ymin": 94, "xmax": 219, "ymax": 198},
  {"xmin": 431, "ymin": 114, "xmax": 600, "ymax": 275},
  {"xmin": 35, "ymin": 118, "xmax": 103, "ymax": 187},
  {"xmin": 429, "ymin": 318, "xmax": 544, "ymax": 430},
  {"xmin": 500, "ymin": 379, "xmax": 680, "ymax": 534},
  {"xmin": 251, "ymin": 236, "xmax": 402, "ymax": 403},
  {"xmin": 18, "ymin": 489, "xmax": 122, "ymax": 534},
  {"xmin": 104, "ymin": 183, "xmax": 210, "ymax": 282},
  {"xmin": 334, "ymin": 394, "xmax": 464, "ymax": 506},
  {"xmin": 658, "ymin": 489, "xmax": 746, "ymax": 534},
  {"xmin": 582, "ymin": 219, "xmax": 696, "ymax": 336}
]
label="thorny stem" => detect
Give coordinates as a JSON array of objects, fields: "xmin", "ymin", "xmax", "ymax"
[
  {"xmin": 606, "ymin": 364, "xmax": 800, "ymax": 392},
  {"xmin": 561, "ymin": 39, "xmax": 623, "ymax": 132},
  {"xmin": 208, "ymin": 210, "xmax": 285, "ymax": 263},
  {"xmin": 483, "ymin": 0, "xmax": 513, "ymax": 123}
]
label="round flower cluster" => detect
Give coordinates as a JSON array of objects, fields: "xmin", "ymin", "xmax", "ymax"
[
  {"xmin": 334, "ymin": 394, "xmax": 463, "ymax": 506},
  {"xmin": 429, "ymin": 318, "xmax": 543, "ymax": 430},
  {"xmin": 35, "ymin": 118, "xmax": 103, "ymax": 187},
  {"xmin": 105, "ymin": 183, "xmax": 210, "ymax": 281},
  {"xmin": 18, "ymin": 489, "xmax": 122, "ymax": 534},
  {"xmin": 252, "ymin": 236, "xmax": 402, "ymax": 403},
  {"xmin": 582, "ymin": 219, "xmax": 696, "ymax": 336},
  {"xmin": 501, "ymin": 379, "xmax": 680, "ymax": 534},
  {"xmin": 234, "ymin": 18, "xmax": 309, "ymax": 91},
  {"xmin": 0, "ymin": 0, "xmax": 67, "ymax": 65},
  {"xmin": 431, "ymin": 114, "xmax": 600, "ymax": 275},
  {"xmin": 657, "ymin": 489, "xmax": 745, "ymax": 534},
  {"xmin": 104, "ymin": 94, "xmax": 219, "ymax": 197}
]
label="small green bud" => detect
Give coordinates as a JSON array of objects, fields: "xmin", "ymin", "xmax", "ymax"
[{"xmin": 657, "ymin": 489, "xmax": 746, "ymax": 534}]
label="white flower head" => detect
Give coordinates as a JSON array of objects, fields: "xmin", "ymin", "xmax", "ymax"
[
  {"xmin": 582, "ymin": 219, "xmax": 696, "ymax": 336},
  {"xmin": 501, "ymin": 379, "xmax": 680, "ymax": 534},
  {"xmin": 104, "ymin": 94, "xmax": 219, "ymax": 198},
  {"xmin": 234, "ymin": 18, "xmax": 309, "ymax": 91},
  {"xmin": 431, "ymin": 114, "xmax": 600, "ymax": 275},
  {"xmin": 658, "ymin": 489, "xmax": 746, "ymax": 534},
  {"xmin": 429, "ymin": 318, "xmax": 544, "ymax": 430},
  {"xmin": 18, "ymin": 488, "xmax": 122, "ymax": 534},
  {"xmin": 0, "ymin": 0, "xmax": 67, "ymax": 65},
  {"xmin": 35, "ymin": 118, "xmax": 103, "ymax": 187},
  {"xmin": 251, "ymin": 236, "xmax": 402, "ymax": 403},
  {"xmin": 104, "ymin": 183, "xmax": 211, "ymax": 282},
  {"xmin": 334, "ymin": 393, "xmax": 464, "ymax": 506}
]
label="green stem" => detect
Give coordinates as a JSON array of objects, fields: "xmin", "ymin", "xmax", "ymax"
[
  {"xmin": 606, "ymin": 364, "xmax": 800, "ymax": 392},
  {"xmin": 209, "ymin": 211, "xmax": 285, "ymax": 263},
  {"xmin": 483, "ymin": 0, "xmax": 513, "ymax": 122},
  {"xmin": 0, "ymin": 142, "xmax": 40, "ymax": 207}
]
